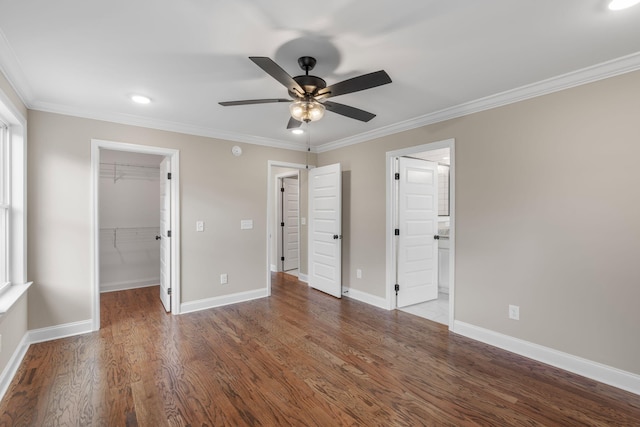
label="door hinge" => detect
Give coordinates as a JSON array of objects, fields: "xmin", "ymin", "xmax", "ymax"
[
  {"xmin": 281, "ymin": 256, "xmax": 285, "ymax": 261},
  {"xmin": 167, "ymin": 172, "xmax": 172, "ymax": 180},
  {"xmin": 394, "ymin": 172, "xmax": 400, "ymax": 180},
  {"xmin": 280, "ymin": 187, "xmax": 285, "ymax": 192},
  {"xmin": 168, "ymin": 288, "xmax": 172, "ymax": 295},
  {"xmin": 394, "ymin": 284, "xmax": 400, "ymax": 295},
  {"xmin": 167, "ymin": 230, "xmax": 172, "ymax": 238},
  {"xmin": 394, "ymin": 229, "xmax": 400, "ymax": 236},
  {"xmin": 281, "ymin": 222, "xmax": 285, "ymax": 227}
]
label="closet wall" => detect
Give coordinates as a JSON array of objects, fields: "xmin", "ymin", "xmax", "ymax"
[{"xmin": 99, "ymin": 150, "xmax": 164, "ymax": 292}]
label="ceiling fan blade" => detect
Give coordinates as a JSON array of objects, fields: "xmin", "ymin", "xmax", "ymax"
[
  {"xmin": 287, "ymin": 117, "xmax": 303, "ymax": 129},
  {"xmin": 219, "ymin": 98, "xmax": 291, "ymax": 106},
  {"xmin": 316, "ymin": 70, "xmax": 392, "ymax": 99},
  {"xmin": 323, "ymin": 101, "xmax": 376, "ymax": 122},
  {"xmin": 249, "ymin": 57, "xmax": 304, "ymax": 95}
]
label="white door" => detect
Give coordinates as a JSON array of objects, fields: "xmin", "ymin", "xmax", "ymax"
[
  {"xmin": 308, "ymin": 163, "xmax": 342, "ymax": 298},
  {"xmin": 159, "ymin": 158, "xmax": 171, "ymax": 312},
  {"xmin": 282, "ymin": 177, "xmax": 299, "ymax": 271},
  {"xmin": 396, "ymin": 157, "xmax": 439, "ymax": 308}
]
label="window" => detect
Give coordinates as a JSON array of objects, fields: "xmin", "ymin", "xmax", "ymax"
[
  {"xmin": 0, "ymin": 88, "xmax": 27, "ymax": 295},
  {"xmin": 0, "ymin": 122, "xmax": 8, "ymax": 291}
]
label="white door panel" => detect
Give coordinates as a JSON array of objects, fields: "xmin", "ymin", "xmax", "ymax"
[
  {"xmin": 397, "ymin": 157, "xmax": 438, "ymax": 308},
  {"xmin": 282, "ymin": 177, "xmax": 299, "ymax": 271},
  {"xmin": 308, "ymin": 163, "xmax": 342, "ymax": 298},
  {"xmin": 159, "ymin": 158, "xmax": 171, "ymax": 312}
]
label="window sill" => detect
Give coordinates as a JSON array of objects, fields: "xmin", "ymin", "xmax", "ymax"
[{"xmin": 0, "ymin": 282, "xmax": 32, "ymax": 319}]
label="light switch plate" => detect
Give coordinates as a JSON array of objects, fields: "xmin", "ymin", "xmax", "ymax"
[
  {"xmin": 241, "ymin": 219, "xmax": 253, "ymax": 230},
  {"xmin": 196, "ymin": 221, "xmax": 204, "ymax": 232}
]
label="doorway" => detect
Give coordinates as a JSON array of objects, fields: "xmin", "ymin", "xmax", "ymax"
[
  {"xmin": 386, "ymin": 139, "xmax": 455, "ymax": 328},
  {"xmin": 276, "ymin": 172, "xmax": 300, "ymax": 277},
  {"xmin": 91, "ymin": 139, "xmax": 181, "ymax": 331},
  {"xmin": 98, "ymin": 150, "xmax": 163, "ymax": 294},
  {"xmin": 267, "ymin": 161, "xmax": 309, "ymax": 294}
]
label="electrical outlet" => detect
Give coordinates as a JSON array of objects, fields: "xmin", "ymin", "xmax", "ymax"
[
  {"xmin": 509, "ymin": 304, "xmax": 520, "ymax": 320},
  {"xmin": 356, "ymin": 269, "xmax": 362, "ymax": 279},
  {"xmin": 220, "ymin": 273, "xmax": 228, "ymax": 285}
]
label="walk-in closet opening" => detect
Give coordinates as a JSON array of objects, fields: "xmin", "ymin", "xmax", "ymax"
[
  {"xmin": 99, "ymin": 150, "xmax": 164, "ymax": 297},
  {"xmin": 91, "ymin": 139, "xmax": 181, "ymax": 330}
]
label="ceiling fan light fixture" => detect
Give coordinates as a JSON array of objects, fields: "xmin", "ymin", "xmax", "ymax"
[
  {"xmin": 290, "ymin": 100, "xmax": 325, "ymax": 123},
  {"xmin": 608, "ymin": 0, "xmax": 640, "ymax": 10}
]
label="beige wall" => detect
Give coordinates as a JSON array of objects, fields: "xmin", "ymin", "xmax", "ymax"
[
  {"xmin": 0, "ymin": 294, "xmax": 27, "ymax": 372},
  {"xmin": 319, "ymin": 70, "xmax": 640, "ymax": 375},
  {"xmin": 0, "ymin": 72, "xmax": 27, "ymax": 120},
  {"xmin": 27, "ymin": 111, "xmax": 307, "ymax": 328}
]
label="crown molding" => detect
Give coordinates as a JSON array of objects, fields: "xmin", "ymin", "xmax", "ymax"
[
  {"xmin": 0, "ymin": 27, "xmax": 33, "ymax": 107},
  {"xmin": 315, "ymin": 51, "xmax": 640, "ymax": 153},
  {"xmin": 3, "ymin": 29, "xmax": 639, "ymax": 155},
  {"xmin": 31, "ymin": 101, "xmax": 310, "ymax": 152}
]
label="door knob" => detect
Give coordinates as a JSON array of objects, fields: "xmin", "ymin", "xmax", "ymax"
[
  {"xmin": 155, "ymin": 235, "xmax": 161, "ymax": 240},
  {"xmin": 333, "ymin": 234, "xmax": 339, "ymax": 239},
  {"xmin": 433, "ymin": 235, "xmax": 440, "ymax": 240}
]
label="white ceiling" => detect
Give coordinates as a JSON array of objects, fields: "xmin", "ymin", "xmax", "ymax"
[{"xmin": 1, "ymin": 1, "xmax": 640, "ymax": 151}]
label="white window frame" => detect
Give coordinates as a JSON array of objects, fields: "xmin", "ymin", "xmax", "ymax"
[
  {"xmin": 0, "ymin": 86, "xmax": 27, "ymax": 300},
  {"xmin": 0, "ymin": 122, "xmax": 10, "ymax": 292}
]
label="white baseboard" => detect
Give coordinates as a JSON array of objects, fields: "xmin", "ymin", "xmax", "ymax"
[
  {"xmin": 298, "ymin": 273, "xmax": 308, "ymax": 283},
  {"xmin": 0, "ymin": 333, "xmax": 30, "ymax": 402},
  {"xmin": 453, "ymin": 321, "xmax": 640, "ymax": 396},
  {"xmin": 180, "ymin": 288, "xmax": 268, "ymax": 314},
  {"xmin": 343, "ymin": 287, "xmax": 389, "ymax": 310},
  {"xmin": 100, "ymin": 278, "xmax": 159, "ymax": 293},
  {"xmin": 27, "ymin": 319, "xmax": 94, "ymax": 344}
]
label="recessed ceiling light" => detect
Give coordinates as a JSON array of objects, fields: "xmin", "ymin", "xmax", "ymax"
[
  {"xmin": 131, "ymin": 94, "xmax": 151, "ymax": 104},
  {"xmin": 608, "ymin": 0, "xmax": 640, "ymax": 10},
  {"xmin": 291, "ymin": 129, "xmax": 305, "ymax": 135}
]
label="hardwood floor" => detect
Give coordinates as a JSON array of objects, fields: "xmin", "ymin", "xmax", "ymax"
[{"xmin": 1, "ymin": 273, "xmax": 639, "ymax": 426}]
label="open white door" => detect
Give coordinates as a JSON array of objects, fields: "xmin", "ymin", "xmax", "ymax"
[
  {"xmin": 159, "ymin": 158, "xmax": 171, "ymax": 312},
  {"xmin": 396, "ymin": 157, "xmax": 438, "ymax": 308},
  {"xmin": 282, "ymin": 177, "xmax": 299, "ymax": 271},
  {"xmin": 308, "ymin": 163, "xmax": 342, "ymax": 298}
]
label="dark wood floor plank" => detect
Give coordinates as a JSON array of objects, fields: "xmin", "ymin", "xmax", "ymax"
[{"xmin": 1, "ymin": 272, "xmax": 639, "ymax": 426}]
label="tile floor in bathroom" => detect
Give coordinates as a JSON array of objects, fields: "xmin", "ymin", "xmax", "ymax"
[{"xmin": 400, "ymin": 292, "xmax": 449, "ymax": 325}]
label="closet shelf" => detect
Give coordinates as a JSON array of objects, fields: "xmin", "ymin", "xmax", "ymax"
[
  {"xmin": 100, "ymin": 226, "xmax": 160, "ymax": 248},
  {"xmin": 100, "ymin": 162, "xmax": 160, "ymax": 182}
]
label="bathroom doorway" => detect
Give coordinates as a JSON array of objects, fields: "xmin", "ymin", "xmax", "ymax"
[{"xmin": 386, "ymin": 139, "xmax": 455, "ymax": 327}]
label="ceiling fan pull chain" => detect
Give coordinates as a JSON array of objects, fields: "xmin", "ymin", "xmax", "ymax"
[{"xmin": 306, "ymin": 122, "xmax": 311, "ymax": 169}]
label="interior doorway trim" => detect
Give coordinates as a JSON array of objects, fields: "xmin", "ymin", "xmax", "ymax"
[
  {"xmin": 385, "ymin": 138, "xmax": 455, "ymax": 327},
  {"xmin": 266, "ymin": 160, "xmax": 311, "ymax": 296},
  {"xmin": 90, "ymin": 139, "xmax": 181, "ymax": 331}
]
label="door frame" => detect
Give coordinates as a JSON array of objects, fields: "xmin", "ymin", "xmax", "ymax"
[
  {"xmin": 91, "ymin": 139, "xmax": 181, "ymax": 331},
  {"xmin": 385, "ymin": 138, "xmax": 455, "ymax": 327},
  {"xmin": 275, "ymin": 171, "xmax": 300, "ymax": 272},
  {"xmin": 266, "ymin": 160, "xmax": 310, "ymax": 295}
]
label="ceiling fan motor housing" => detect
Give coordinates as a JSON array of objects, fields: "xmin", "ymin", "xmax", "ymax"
[{"xmin": 289, "ymin": 75, "xmax": 327, "ymax": 98}]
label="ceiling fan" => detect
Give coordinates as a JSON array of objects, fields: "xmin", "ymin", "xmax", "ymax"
[{"xmin": 219, "ymin": 56, "xmax": 392, "ymax": 129}]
